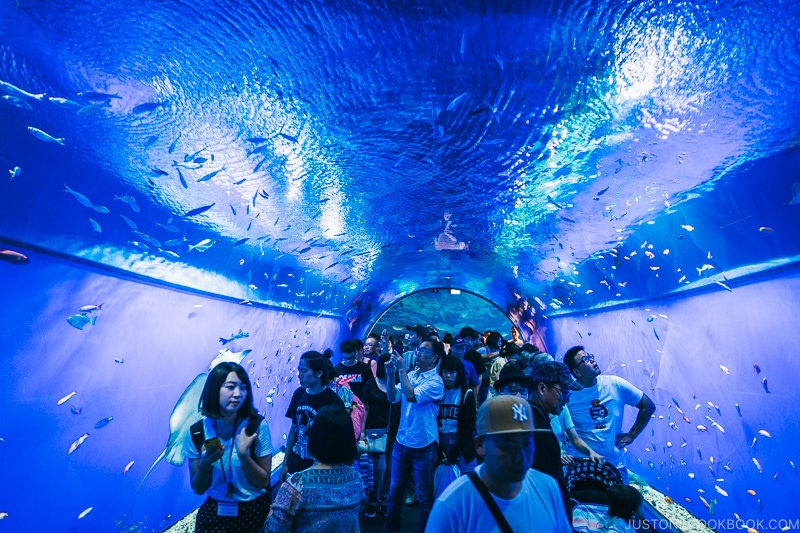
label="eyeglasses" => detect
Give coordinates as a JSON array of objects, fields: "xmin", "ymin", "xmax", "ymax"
[
  {"xmin": 548, "ymin": 384, "xmax": 571, "ymax": 401},
  {"xmin": 571, "ymin": 353, "xmax": 595, "ymax": 369},
  {"xmin": 415, "ymin": 347, "xmax": 434, "ymax": 357}
]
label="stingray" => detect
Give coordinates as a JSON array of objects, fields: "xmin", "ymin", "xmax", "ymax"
[{"xmin": 129, "ymin": 348, "xmax": 252, "ymax": 511}]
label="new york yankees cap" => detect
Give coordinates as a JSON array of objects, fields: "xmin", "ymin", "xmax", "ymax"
[{"xmin": 476, "ymin": 395, "xmax": 534, "ymax": 436}]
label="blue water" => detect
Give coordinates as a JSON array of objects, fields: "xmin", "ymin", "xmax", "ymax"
[{"xmin": 2, "ymin": 0, "xmax": 800, "ymax": 531}]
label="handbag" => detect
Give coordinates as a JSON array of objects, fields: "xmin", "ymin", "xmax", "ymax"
[{"xmin": 357, "ymin": 399, "xmax": 391, "ymax": 454}]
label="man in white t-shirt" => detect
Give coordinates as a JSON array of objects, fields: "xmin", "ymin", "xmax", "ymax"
[
  {"xmin": 426, "ymin": 395, "xmax": 571, "ymax": 532},
  {"xmin": 563, "ymin": 346, "xmax": 655, "ymax": 482}
]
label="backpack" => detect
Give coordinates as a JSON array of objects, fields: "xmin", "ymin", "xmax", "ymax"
[{"xmin": 190, "ymin": 415, "xmax": 264, "ymax": 459}]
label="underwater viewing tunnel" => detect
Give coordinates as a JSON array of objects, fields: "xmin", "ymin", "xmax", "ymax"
[{"xmin": 1, "ymin": 0, "xmax": 799, "ymax": 531}]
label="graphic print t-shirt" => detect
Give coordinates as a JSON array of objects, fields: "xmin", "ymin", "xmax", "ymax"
[
  {"xmin": 334, "ymin": 360, "xmax": 374, "ymax": 399},
  {"xmin": 284, "ymin": 386, "xmax": 344, "ymax": 473}
]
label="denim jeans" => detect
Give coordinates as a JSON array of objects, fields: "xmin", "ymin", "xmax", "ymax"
[
  {"xmin": 368, "ymin": 438, "xmax": 395, "ymax": 506},
  {"xmin": 384, "ymin": 441, "xmax": 437, "ymax": 533}
]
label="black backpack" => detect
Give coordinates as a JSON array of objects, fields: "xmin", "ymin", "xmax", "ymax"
[{"xmin": 190, "ymin": 415, "xmax": 264, "ymax": 459}]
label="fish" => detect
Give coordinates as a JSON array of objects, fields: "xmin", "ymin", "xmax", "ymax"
[
  {"xmin": 247, "ymin": 136, "xmax": 269, "ymax": 143},
  {"xmin": 446, "ymin": 92, "xmax": 469, "ymax": 111},
  {"xmin": 234, "ymin": 178, "xmax": 247, "ymax": 185},
  {"xmin": 58, "ymin": 391, "xmax": 77, "ymax": 405},
  {"xmin": 94, "ymin": 416, "xmax": 114, "ymax": 429},
  {"xmin": 758, "ymin": 226, "xmax": 774, "ymax": 233},
  {"xmin": 0, "ymin": 80, "xmax": 47, "ymax": 100},
  {"xmin": 2, "ymin": 95, "xmax": 33, "ymax": 111},
  {"xmin": 747, "ymin": 489, "xmax": 756, "ymax": 496},
  {"xmin": 712, "ymin": 422, "xmax": 725, "ymax": 433},
  {"xmin": 723, "ymin": 463, "xmax": 732, "ymax": 473},
  {"xmin": 184, "ymin": 147, "xmax": 208, "ymax": 161},
  {"xmin": 159, "ymin": 249, "xmax": 180, "ymax": 259},
  {"xmin": 185, "ymin": 203, "xmax": 215, "ymax": 217},
  {"xmin": 89, "ymin": 218, "xmax": 102, "ymax": 233},
  {"xmin": 751, "ymin": 437, "xmax": 757, "ymax": 448},
  {"xmin": 774, "ymin": 471, "xmax": 779, "ymax": 481},
  {"xmin": 71, "ymin": 406, "xmax": 82, "ymax": 414},
  {"xmin": 27, "ymin": 126, "xmax": 64, "ymax": 145},
  {"xmin": 0, "ymin": 249, "xmax": 29, "ymax": 264},
  {"xmin": 219, "ymin": 329, "xmax": 250, "ymax": 345},
  {"xmin": 714, "ymin": 485, "xmax": 728, "ymax": 497},
  {"xmin": 177, "ymin": 168, "xmax": 188, "ymax": 189},
  {"xmin": 715, "ymin": 280, "xmax": 733, "ymax": 292},
  {"xmin": 66, "ymin": 313, "xmax": 97, "ymax": 330},
  {"xmin": 155, "ymin": 221, "xmax": 180, "ymax": 233},
  {"xmin": 697, "ymin": 425, "xmax": 708, "ymax": 432},
  {"xmin": 120, "ymin": 214, "xmax": 137, "ymax": 229},
  {"xmin": 753, "ymin": 457, "xmax": 763, "ymax": 473},
  {"xmin": 132, "ymin": 101, "xmax": 165, "ymax": 113},
  {"xmin": 77, "ymin": 507, "xmax": 93, "ymax": 519},
  {"xmin": 653, "ymin": 328, "xmax": 660, "ymax": 340},
  {"xmin": 79, "ymin": 304, "xmax": 103, "ymax": 313},
  {"xmin": 279, "ymin": 132, "xmax": 298, "ymax": 143},
  {"xmin": 696, "ymin": 447, "xmax": 702, "ymax": 460},
  {"xmin": 77, "ymin": 102, "xmax": 110, "ymax": 115},
  {"xmin": 735, "ymin": 403, "xmax": 742, "ymax": 416},
  {"xmin": 168, "ymin": 134, "xmax": 181, "ymax": 154},
  {"xmin": 8, "ymin": 166, "xmax": 22, "ymax": 179},
  {"xmin": 172, "ymin": 160, "xmax": 202, "ymax": 169},
  {"xmin": 758, "ymin": 429, "xmax": 772, "ymax": 438},
  {"xmin": 753, "ymin": 364, "xmax": 761, "ymax": 374},
  {"xmin": 78, "ymin": 91, "xmax": 121, "ymax": 100},
  {"xmin": 196, "ymin": 167, "xmax": 225, "ymax": 183},
  {"xmin": 188, "ymin": 239, "xmax": 218, "ymax": 253},
  {"xmin": 114, "ymin": 358, "xmax": 124, "ymax": 364},
  {"xmin": 65, "ymin": 184, "xmax": 94, "ymax": 208},
  {"xmin": 164, "ymin": 238, "xmax": 185, "ymax": 247},
  {"xmin": 719, "ymin": 365, "xmax": 730, "ymax": 374},
  {"xmin": 47, "ymin": 97, "xmax": 82, "ymax": 110},
  {"xmin": 681, "ymin": 224, "xmax": 695, "ymax": 231},
  {"xmin": 123, "ymin": 460, "xmax": 135, "ymax": 474},
  {"xmin": 696, "ymin": 264, "xmax": 714, "ymax": 275},
  {"xmin": 150, "ymin": 167, "xmax": 169, "ymax": 176},
  {"xmin": 761, "ymin": 377, "xmax": 770, "ymax": 393},
  {"xmin": 92, "ymin": 204, "xmax": 109, "ymax": 214},
  {"xmin": 233, "ymin": 238, "xmax": 249, "ymax": 246},
  {"xmin": 791, "ymin": 460, "xmax": 797, "ymax": 474},
  {"xmin": 68, "ymin": 433, "xmax": 90, "ymax": 454},
  {"xmin": 664, "ymin": 496, "xmax": 674, "ymax": 504}
]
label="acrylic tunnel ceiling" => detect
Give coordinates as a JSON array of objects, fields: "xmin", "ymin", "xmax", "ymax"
[{"xmin": 2, "ymin": 0, "xmax": 800, "ymax": 323}]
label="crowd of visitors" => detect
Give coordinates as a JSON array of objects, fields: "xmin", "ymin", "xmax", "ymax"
[{"xmin": 186, "ymin": 323, "xmax": 655, "ymax": 533}]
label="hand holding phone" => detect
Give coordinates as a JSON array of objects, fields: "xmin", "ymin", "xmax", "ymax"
[{"xmin": 204, "ymin": 437, "xmax": 222, "ymax": 455}]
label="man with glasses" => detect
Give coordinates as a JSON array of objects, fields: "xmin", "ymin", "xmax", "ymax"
[
  {"xmin": 563, "ymin": 346, "xmax": 656, "ymax": 483},
  {"xmin": 385, "ymin": 339, "xmax": 444, "ymax": 533},
  {"xmin": 493, "ymin": 362, "xmax": 529, "ymax": 399},
  {"xmin": 403, "ymin": 324, "xmax": 427, "ymax": 370},
  {"xmin": 528, "ymin": 360, "xmax": 576, "ymax": 519}
]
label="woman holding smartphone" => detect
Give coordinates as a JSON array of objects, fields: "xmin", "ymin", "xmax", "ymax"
[{"xmin": 187, "ymin": 362, "xmax": 274, "ymax": 533}]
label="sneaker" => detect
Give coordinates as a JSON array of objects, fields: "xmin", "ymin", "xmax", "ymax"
[{"xmin": 364, "ymin": 504, "xmax": 377, "ymax": 518}]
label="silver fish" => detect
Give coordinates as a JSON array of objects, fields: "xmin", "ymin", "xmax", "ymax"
[
  {"xmin": 89, "ymin": 218, "xmax": 102, "ymax": 233},
  {"xmin": 92, "ymin": 205, "xmax": 110, "ymax": 214},
  {"xmin": 172, "ymin": 160, "xmax": 202, "ymax": 170},
  {"xmin": 0, "ymin": 80, "xmax": 46, "ymax": 101},
  {"xmin": 188, "ymin": 238, "xmax": 218, "ymax": 252},
  {"xmin": 67, "ymin": 313, "xmax": 97, "ymax": 330},
  {"xmin": 9, "ymin": 166, "xmax": 21, "ymax": 179},
  {"xmin": 120, "ymin": 214, "xmax": 137, "ymax": 229},
  {"xmin": 77, "ymin": 101, "xmax": 111, "ymax": 116},
  {"xmin": 65, "ymin": 184, "xmax": 93, "ymax": 207},
  {"xmin": 2, "ymin": 95, "xmax": 33, "ymax": 111},
  {"xmin": 48, "ymin": 96, "xmax": 83, "ymax": 109},
  {"xmin": 28, "ymin": 126, "xmax": 65, "ymax": 145}
]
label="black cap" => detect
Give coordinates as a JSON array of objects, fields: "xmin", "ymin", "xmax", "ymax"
[
  {"xmin": 494, "ymin": 364, "xmax": 529, "ymax": 392},
  {"xmin": 405, "ymin": 324, "xmax": 427, "ymax": 338}
]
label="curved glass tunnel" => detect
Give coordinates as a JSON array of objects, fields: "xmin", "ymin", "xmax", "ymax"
[{"xmin": 1, "ymin": 1, "xmax": 799, "ymax": 531}]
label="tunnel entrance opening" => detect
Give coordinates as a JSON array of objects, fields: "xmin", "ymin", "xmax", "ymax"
[{"xmin": 365, "ymin": 288, "xmax": 518, "ymax": 343}]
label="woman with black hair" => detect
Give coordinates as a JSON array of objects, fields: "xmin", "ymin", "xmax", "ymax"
[
  {"xmin": 360, "ymin": 352, "xmax": 401, "ymax": 517},
  {"xmin": 187, "ymin": 362, "xmax": 274, "ymax": 533},
  {"xmin": 265, "ymin": 404, "xmax": 363, "ymax": 532},
  {"xmin": 280, "ymin": 351, "xmax": 345, "ymax": 480},
  {"xmin": 437, "ymin": 356, "xmax": 477, "ymax": 475}
]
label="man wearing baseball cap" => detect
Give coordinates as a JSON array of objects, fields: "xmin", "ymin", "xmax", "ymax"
[
  {"xmin": 528, "ymin": 360, "xmax": 578, "ymax": 519},
  {"xmin": 425, "ymin": 396, "xmax": 571, "ymax": 532}
]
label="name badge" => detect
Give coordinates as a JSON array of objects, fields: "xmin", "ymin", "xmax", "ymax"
[{"xmin": 217, "ymin": 502, "xmax": 238, "ymax": 517}]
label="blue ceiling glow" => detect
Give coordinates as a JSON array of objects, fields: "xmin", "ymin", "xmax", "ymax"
[{"xmin": 2, "ymin": 1, "xmax": 800, "ymax": 322}]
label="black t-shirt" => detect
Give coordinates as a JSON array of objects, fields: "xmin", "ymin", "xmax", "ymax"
[
  {"xmin": 285, "ymin": 386, "xmax": 344, "ymax": 473},
  {"xmin": 531, "ymin": 403, "xmax": 570, "ymax": 518},
  {"xmin": 463, "ymin": 349, "xmax": 486, "ymax": 375},
  {"xmin": 334, "ymin": 360, "xmax": 374, "ymax": 400},
  {"xmin": 361, "ymin": 378, "xmax": 401, "ymax": 441}
]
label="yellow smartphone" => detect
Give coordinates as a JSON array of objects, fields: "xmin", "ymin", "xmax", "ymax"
[{"xmin": 204, "ymin": 437, "xmax": 222, "ymax": 454}]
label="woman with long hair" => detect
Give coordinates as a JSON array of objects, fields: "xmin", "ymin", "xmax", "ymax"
[
  {"xmin": 436, "ymin": 356, "xmax": 477, "ymax": 476},
  {"xmin": 187, "ymin": 362, "xmax": 273, "ymax": 533},
  {"xmin": 280, "ymin": 350, "xmax": 344, "ymax": 480}
]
